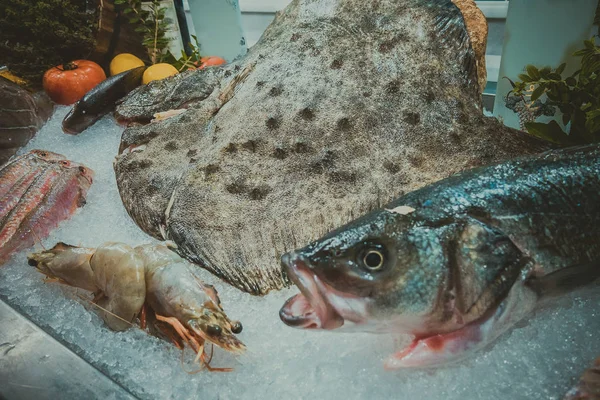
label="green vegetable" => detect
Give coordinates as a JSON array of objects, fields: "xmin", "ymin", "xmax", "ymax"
[
  {"xmin": 507, "ymin": 37, "xmax": 600, "ymax": 145},
  {"xmin": 114, "ymin": 0, "xmax": 172, "ymax": 65}
]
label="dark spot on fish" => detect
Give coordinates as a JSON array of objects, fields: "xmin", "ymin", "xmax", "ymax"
[
  {"xmin": 273, "ymin": 147, "xmax": 287, "ymax": 160},
  {"xmin": 224, "ymin": 70, "xmax": 232, "ymax": 78},
  {"xmin": 146, "ymin": 184, "xmax": 159, "ymax": 195},
  {"xmin": 204, "ymin": 164, "xmax": 220, "ymax": 176},
  {"xmin": 378, "ymin": 40, "xmax": 397, "ymax": 53},
  {"xmin": 164, "ymin": 141, "xmax": 178, "ymax": 151},
  {"xmin": 383, "ymin": 160, "xmax": 400, "ymax": 173},
  {"xmin": 293, "ymin": 141, "xmax": 311, "ymax": 153},
  {"xmin": 226, "ymin": 182, "xmax": 246, "ymax": 195},
  {"xmin": 258, "ymin": 54, "xmax": 265, "ymax": 60},
  {"xmin": 129, "ymin": 159, "xmax": 153, "ymax": 170},
  {"xmin": 304, "ymin": 38, "xmax": 316, "ymax": 49},
  {"xmin": 329, "ymin": 170, "xmax": 357, "ymax": 183},
  {"xmin": 215, "ymin": 125, "xmax": 222, "ymax": 133},
  {"xmin": 337, "ymin": 118, "xmax": 352, "ymax": 131},
  {"xmin": 363, "ymin": 92, "xmax": 372, "ymax": 98},
  {"xmin": 189, "ymin": 158, "xmax": 197, "ymax": 164},
  {"xmin": 241, "ymin": 140, "xmax": 259, "ymax": 152},
  {"xmin": 187, "ymin": 149, "xmax": 198, "ymax": 157},
  {"xmin": 425, "ymin": 91, "xmax": 436, "ymax": 103},
  {"xmin": 403, "ymin": 112, "xmax": 420, "ymax": 125},
  {"xmin": 449, "ymin": 131, "xmax": 461, "ymax": 144},
  {"xmin": 331, "ymin": 59, "xmax": 343, "ymax": 69},
  {"xmin": 311, "ymin": 150, "xmax": 336, "ymax": 173},
  {"xmin": 291, "ymin": 33, "xmax": 301, "ymax": 42},
  {"xmin": 409, "ymin": 155, "xmax": 424, "ymax": 167},
  {"xmin": 248, "ymin": 185, "xmax": 271, "ymax": 200},
  {"xmin": 360, "ymin": 16, "xmax": 376, "ymax": 33},
  {"xmin": 385, "ymin": 80, "xmax": 400, "ymax": 94},
  {"xmin": 365, "ymin": 115, "xmax": 379, "ymax": 129},
  {"xmin": 298, "ymin": 108, "xmax": 314, "ymax": 121},
  {"xmin": 223, "ymin": 143, "xmax": 237, "ymax": 153},
  {"xmin": 269, "ymin": 87, "xmax": 283, "ymax": 97},
  {"xmin": 266, "ymin": 117, "xmax": 280, "ymax": 130},
  {"xmin": 311, "ymin": 49, "xmax": 321, "ymax": 57},
  {"xmin": 234, "ymin": 65, "xmax": 241, "ymax": 72},
  {"xmin": 256, "ymin": 81, "xmax": 265, "ymax": 88}
]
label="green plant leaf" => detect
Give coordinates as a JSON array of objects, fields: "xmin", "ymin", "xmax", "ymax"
[
  {"xmin": 555, "ymin": 63, "xmax": 567, "ymax": 75},
  {"xmin": 530, "ymin": 85, "xmax": 546, "ymax": 102},
  {"xmin": 565, "ymin": 76, "xmax": 577, "ymax": 86},
  {"xmin": 548, "ymin": 72, "xmax": 562, "ymax": 81},
  {"xmin": 538, "ymin": 67, "xmax": 551, "ymax": 79},
  {"xmin": 518, "ymin": 73, "xmax": 531, "ymax": 83},
  {"xmin": 585, "ymin": 108, "xmax": 600, "ymax": 135},
  {"xmin": 525, "ymin": 121, "xmax": 572, "ymax": 145},
  {"xmin": 526, "ymin": 65, "xmax": 540, "ymax": 80}
]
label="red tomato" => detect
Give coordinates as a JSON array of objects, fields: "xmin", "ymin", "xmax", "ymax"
[
  {"xmin": 199, "ymin": 56, "xmax": 227, "ymax": 69},
  {"xmin": 43, "ymin": 60, "xmax": 107, "ymax": 105}
]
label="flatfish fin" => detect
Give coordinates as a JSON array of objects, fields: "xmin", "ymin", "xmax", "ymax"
[
  {"xmin": 526, "ymin": 261, "xmax": 600, "ymax": 297},
  {"xmin": 433, "ymin": 0, "xmax": 479, "ymax": 88}
]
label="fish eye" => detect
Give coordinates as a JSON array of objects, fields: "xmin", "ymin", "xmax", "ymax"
[
  {"xmin": 231, "ymin": 320, "xmax": 243, "ymax": 334},
  {"xmin": 206, "ymin": 324, "xmax": 222, "ymax": 336},
  {"xmin": 361, "ymin": 249, "xmax": 385, "ymax": 271},
  {"xmin": 60, "ymin": 160, "xmax": 71, "ymax": 167},
  {"xmin": 79, "ymin": 166, "xmax": 86, "ymax": 174}
]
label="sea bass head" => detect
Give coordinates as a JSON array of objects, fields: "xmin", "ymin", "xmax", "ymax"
[{"xmin": 279, "ymin": 203, "xmax": 527, "ymax": 338}]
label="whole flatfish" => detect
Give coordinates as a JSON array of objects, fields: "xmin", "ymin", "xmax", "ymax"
[{"xmin": 280, "ymin": 145, "xmax": 600, "ymax": 368}]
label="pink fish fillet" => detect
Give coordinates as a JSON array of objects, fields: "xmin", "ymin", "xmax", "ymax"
[{"xmin": 0, "ymin": 150, "xmax": 94, "ymax": 264}]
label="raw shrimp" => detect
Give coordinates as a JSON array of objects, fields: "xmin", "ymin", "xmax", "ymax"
[
  {"xmin": 28, "ymin": 242, "xmax": 245, "ymax": 370},
  {"xmin": 28, "ymin": 242, "xmax": 146, "ymax": 331}
]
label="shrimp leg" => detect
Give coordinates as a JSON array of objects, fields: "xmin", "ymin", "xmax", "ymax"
[{"xmin": 156, "ymin": 313, "xmax": 232, "ymax": 372}]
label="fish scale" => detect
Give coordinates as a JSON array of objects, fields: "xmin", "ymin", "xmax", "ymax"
[
  {"xmin": 0, "ymin": 164, "xmax": 47, "ymax": 217},
  {"xmin": 0, "ymin": 167, "xmax": 62, "ymax": 251}
]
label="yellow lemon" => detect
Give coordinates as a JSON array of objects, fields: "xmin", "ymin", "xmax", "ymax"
[
  {"xmin": 109, "ymin": 53, "xmax": 145, "ymax": 76},
  {"xmin": 142, "ymin": 63, "xmax": 179, "ymax": 85}
]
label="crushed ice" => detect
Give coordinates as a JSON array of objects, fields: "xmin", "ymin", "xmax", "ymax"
[{"xmin": 0, "ymin": 108, "xmax": 598, "ymax": 400}]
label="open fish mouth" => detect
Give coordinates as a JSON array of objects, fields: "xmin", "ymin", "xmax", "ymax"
[{"xmin": 279, "ymin": 254, "xmax": 345, "ymax": 330}]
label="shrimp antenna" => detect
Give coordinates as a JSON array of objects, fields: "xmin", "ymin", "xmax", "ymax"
[
  {"xmin": 77, "ymin": 294, "xmax": 137, "ymax": 329},
  {"xmin": 29, "ymin": 227, "xmax": 47, "ymax": 251}
]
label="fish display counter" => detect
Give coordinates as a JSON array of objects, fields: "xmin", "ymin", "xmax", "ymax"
[{"xmin": 0, "ymin": 0, "xmax": 598, "ymax": 399}]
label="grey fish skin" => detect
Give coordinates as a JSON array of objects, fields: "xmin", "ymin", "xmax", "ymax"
[
  {"xmin": 280, "ymin": 144, "xmax": 600, "ymax": 368},
  {"xmin": 62, "ymin": 66, "xmax": 145, "ymax": 135}
]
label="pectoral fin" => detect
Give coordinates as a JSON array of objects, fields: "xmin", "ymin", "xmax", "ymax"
[{"xmin": 526, "ymin": 261, "xmax": 600, "ymax": 297}]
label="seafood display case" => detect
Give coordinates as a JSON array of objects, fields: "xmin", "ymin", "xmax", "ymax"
[{"xmin": 0, "ymin": 0, "xmax": 599, "ymax": 399}]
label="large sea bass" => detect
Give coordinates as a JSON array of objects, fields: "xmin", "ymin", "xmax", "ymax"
[{"xmin": 279, "ymin": 145, "xmax": 600, "ymax": 368}]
